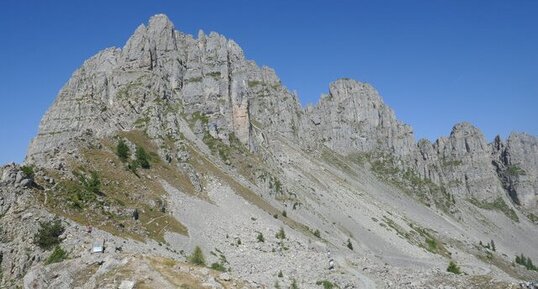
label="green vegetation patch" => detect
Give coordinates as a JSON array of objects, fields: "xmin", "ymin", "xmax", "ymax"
[
  {"xmin": 34, "ymin": 220, "xmax": 65, "ymax": 250},
  {"xmin": 468, "ymin": 197, "xmax": 519, "ymax": 222},
  {"xmin": 189, "ymin": 246, "xmax": 206, "ymax": 266},
  {"xmin": 447, "ymin": 261, "xmax": 462, "ymax": 274},
  {"xmin": 359, "ymin": 152, "xmax": 455, "ymax": 213},
  {"xmin": 21, "ymin": 165, "xmax": 35, "ymax": 178},
  {"xmin": 507, "ymin": 165, "xmax": 526, "ymax": 176},
  {"xmin": 316, "ymin": 280, "xmax": 338, "ymax": 289},
  {"xmin": 516, "ymin": 253, "xmax": 538, "ymax": 271},
  {"xmin": 45, "ymin": 246, "xmax": 68, "ymax": 264},
  {"xmin": 40, "ymin": 130, "xmax": 189, "ymax": 244}
]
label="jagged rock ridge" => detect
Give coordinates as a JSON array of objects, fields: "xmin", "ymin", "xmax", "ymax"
[{"xmin": 27, "ymin": 14, "xmax": 537, "ymax": 210}]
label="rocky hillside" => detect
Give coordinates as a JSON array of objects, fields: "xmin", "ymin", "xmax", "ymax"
[{"xmin": 1, "ymin": 14, "xmax": 537, "ymax": 288}]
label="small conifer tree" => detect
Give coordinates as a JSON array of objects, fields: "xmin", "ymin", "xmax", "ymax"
[
  {"xmin": 116, "ymin": 139, "xmax": 130, "ymax": 161},
  {"xmin": 189, "ymin": 246, "xmax": 205, "ymax": 266}
]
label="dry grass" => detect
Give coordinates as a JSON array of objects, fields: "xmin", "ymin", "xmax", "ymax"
[
  {"xmin": 94, "ymin": 255, "xmax": 241, "ymax": 289},
  {"xmin": 39, "ymin": 131, "xmax": 189, "ymax": 243}
]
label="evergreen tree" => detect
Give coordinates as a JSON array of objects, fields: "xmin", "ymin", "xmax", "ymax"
[
  {"xmin": 116, "ymin": 139, "xmax": 130, "ymax": 161},
  {"xmin": 189, "ymin": 246, "xmax": 205, "ymax": 266},
  {"xmin": 135, "ymin": 146, "xmax": 150, "ymax": 169},
  {"xmin": 347, "ymin": 238, "xmax": 353, "ymax": 250}
]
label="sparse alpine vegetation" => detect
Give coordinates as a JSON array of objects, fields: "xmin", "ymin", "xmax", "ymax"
[
  {"xmin": 189, "ymin": 246, "xmax": 206, "ymax": 266},
  {"xmin": 45, "ymin": 246, "xmax": 68, "ymax": 264},
  {"xmin": 447, "ymin": 261, "xmax": 462, "ymax": 274},
  {"xmin": 516, "ymin": 253, "xmax": 538, "ymax": 271}
]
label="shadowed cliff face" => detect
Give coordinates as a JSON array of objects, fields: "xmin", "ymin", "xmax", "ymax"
[{"xmin": 27, "ymin": 14, "xmax": 537, "ymax": 210}]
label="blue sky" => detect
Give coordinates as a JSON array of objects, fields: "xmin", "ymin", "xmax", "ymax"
[{"xmin": 1, "ymin": 0, "xmax": 537, "ymax": 164}]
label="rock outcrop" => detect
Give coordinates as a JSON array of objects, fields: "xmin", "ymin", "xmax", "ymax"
[
  {"xmin": 492, "ymin": 133, "xmax": 538, "ymax": 209},
  {"xmin": 413, "ymin": 123, "xmax": 507, "ymax": 202},
  {"xmin": 299, "ymin": 79, "xmax": 415, "ymax": 157}
]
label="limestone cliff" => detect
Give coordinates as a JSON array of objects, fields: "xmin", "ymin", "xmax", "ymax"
[{"xmin": 27, "ymin": 14, "xmax": 537, "ymax": 212}]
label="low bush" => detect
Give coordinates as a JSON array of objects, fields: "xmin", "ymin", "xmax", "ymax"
[
  {"xmin": 447, "ymin": 261, "xmax": 461, "ymax": 274},
  {"xmin": 316, "ymin": 280, "xmax": 336, "ymax": 289},
  {"xmin": 257, "ymin": 232, "xmax": 265, "ymax": 242},
  {"xmin": 275, "ymin": 227, "xmax": 286, "ymax": 240},
  {"xmin": 21, "ymin": 165, "xmax": 34, "ymax": 178},
  {"xmin": 210, "ymin": 262, "xmax": 226, "ymax": 272},
  {"xmin": 45, "ymin": 246, "xmax": 68, "ymax": 264}
]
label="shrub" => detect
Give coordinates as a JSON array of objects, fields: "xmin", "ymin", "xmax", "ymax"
[
  {"xmin": 277, "ymin": 270, "xmax": 283, "ymax": 277},
  {"xmin": 275, "ymin": 280, "xmax": 281, "ymax": 289},
  {"xmin": 21, "ymin": 165, "xmax": 34, "ymax": 178},
  {"xmin": 507, "ymin": 165, "xmax": 526, "ymax": 176},
  {"xmin": 34, "ymin": 220, "xmax": 65, "ymax": 250},
  {"xmin": 257, "ymin": 232, "xmax": 265, "ymax": 242},
  {"xmin": 347, "ymin": 239, "xmax": 353, "ymax": 250},
  {"xmin": 426, "ymin": 238, "xmax": 437, "ymax": 252},
  {"xmin": 282, "ymin": 210, "xmax": 287, "ymax": 217},
  {"xmin": 189, "ymin": 246, "xmax": 205, "ymax": 266},
  {"xmin": 291, "ymin": 278, "xmax": 299, "ymax": 289},
  {"xmin": 210, "ymin": 262, "xmax": 226, "ymax": 272},
  {"xmin": 447, "ymin": 261, "xmax": 461, "ymax": 274},
  {"xmin": 135, "ymin": 146, "xmax": 150, "ymax": 169},
  {"xmin": 275, "ymin": 227, "xmax": 286, "ymax": 240},
  {"xmin": 316, "ymin": 280, "xmax": 335, "ymax": 289},
  {"xmin": 490, "ymin": 240, "xmax": 496, "ymax": 252},
  {"xmin": 313, "ymin": 229, "xmax": 321, "ymax": 238},
  {"xmin": 80, "ymin": 171, "xmax": 101, "ymax": 194},
  {"xmin": 45, "ymin": 246, "xmax": 68, "ymax": 264},
  {"xmin": 116, "ymin": 139, "xmax": 130, "ymax": 161}
]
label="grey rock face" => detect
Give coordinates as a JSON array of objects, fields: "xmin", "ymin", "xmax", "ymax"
[
  {"xmin": 25, "ymin": 14, "xmax": 538, "ymax": 211},
  {"xmin": 492, "ymin": 133, "xmax": 538, "ymax": 208},
  {"xmin": 27, "ymin": 14, "xmax": 259, "ymax": 164},
  {"xmin": 414, "ymin": 123, "xmax": 506, "ymax": 201},
  {"xmin": 300, "ymin": 79, "xmax": 415, "ymax": 157}
]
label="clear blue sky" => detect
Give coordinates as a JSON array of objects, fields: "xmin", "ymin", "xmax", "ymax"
[{"xmin": 1, "ymin": 0, "xmax": 537, "ymax": 164}]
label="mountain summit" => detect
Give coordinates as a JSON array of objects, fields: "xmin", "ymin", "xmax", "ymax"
[{"xmin": 1, "ymin": 14, "xmax": 537, "ymax": 288}]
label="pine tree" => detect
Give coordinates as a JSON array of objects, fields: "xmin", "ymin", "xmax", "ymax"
[
  {"xmin": 490, "ymin": 240, "xmax": 496, "ymax": 252},
  {"xmin": 347, "ymin": 238, "xmax": 353, "ymax": 250},
  {"xmin": 135, "ymin": 146, "xmax": 150, "ymax": 169},
  {"xmin": 189, "ymin": 246, "xmax": 205, "ymax": 265},
  {"xmin": 116, "ymin": 139, "xmax": 130, "ymax": 161}
]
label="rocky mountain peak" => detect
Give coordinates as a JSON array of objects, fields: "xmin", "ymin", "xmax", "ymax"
[
  {"xmin": 327, "ymin": 78, "xmax": 380, "ymax": 103},
  {"xmin": 445, "ymin": 122, "xmax": 488, "ymax": 154},
  {"xmin": 25, "ymin": 13, "xmax": 538, "ymax": 211}
]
